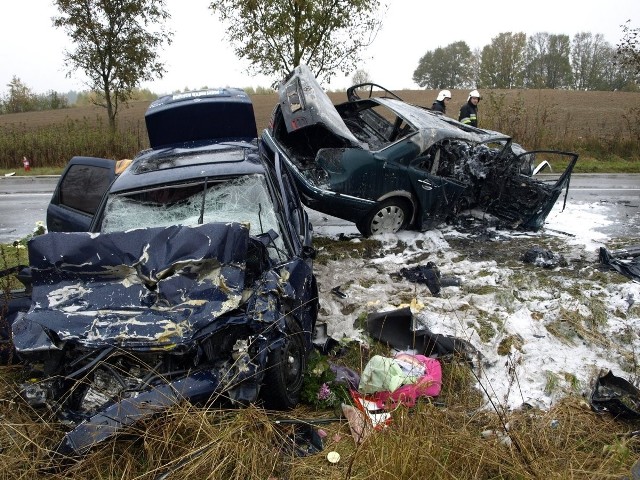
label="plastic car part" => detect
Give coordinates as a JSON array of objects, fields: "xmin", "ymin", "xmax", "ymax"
[
  {"xmin": 591, "ymin": 370, "xmax": 640, "ymax": 419},
  {"xmin": 262, "ymin": 316, "xmax": 306, "ymax": 409},
  {"xmin": 357, "ymin": 198, "xmax": 410, "ymax": 236}
]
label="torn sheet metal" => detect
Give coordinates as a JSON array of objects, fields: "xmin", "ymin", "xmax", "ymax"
[
  {"xmin": 16, "ymin": 223, "xmax": 248, "ymax": 350},
  {"xmin": 522, "ymin": 246, "xmax": 568, "ymax": 269},
  {"xmin": 599, "ymin": 245, "xmax": 640, "ymax": 282}
]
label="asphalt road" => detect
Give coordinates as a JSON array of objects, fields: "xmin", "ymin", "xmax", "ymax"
[{"xmin": 0, "ymin": 173, "xmax": 638, "ymax": 244}]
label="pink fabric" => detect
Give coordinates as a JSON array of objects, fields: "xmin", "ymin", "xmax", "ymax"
[{"xmin": 370, "ymin": 354, "xmax": 442, "ymax": 409}]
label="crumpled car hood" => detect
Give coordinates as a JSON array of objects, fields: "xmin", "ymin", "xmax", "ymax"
[{"xmin": 14, "ymin": 223, "xmax": 250, "ymax": 351}]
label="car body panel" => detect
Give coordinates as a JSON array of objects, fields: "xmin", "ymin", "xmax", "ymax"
[
  {"xmin": 46, "ymin": 157, "xmax": 117, "ymax": 233},
  {"xmin": 261, "ymin": 131, "xmax": 374, "ymax": 223},
  {"xmin": 14, "ymin": 223, "xmax": 250, "ymax": 351}
]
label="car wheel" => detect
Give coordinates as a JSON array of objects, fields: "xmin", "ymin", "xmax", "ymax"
[
  {"xmin": 357, "ymin": 199, "xmax": 410, "ymax": 236},
  {"xmin": 262, "ymin": 317, "xmax": 306, "ymax": 410}
]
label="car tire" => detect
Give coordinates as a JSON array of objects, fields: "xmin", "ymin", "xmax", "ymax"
[
  {"xmin": 357, "ymin": 198, "xmax": 410, "ymax": 237},
  {"xmin": 262, "ymin": 316, "xmax": 306, "ymax": 410}
]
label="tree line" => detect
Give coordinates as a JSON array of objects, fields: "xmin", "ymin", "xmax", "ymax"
[
  {"xmin": 0, "ymin": 76, "xmax": 70, "ymax": 114},
  {"xmin": 413, "ymin": 30, "xmax": 639, "ymax": 91},
  {"xmin": 0, "ymin": 76, "xmax": 160, "ymax": 115}
]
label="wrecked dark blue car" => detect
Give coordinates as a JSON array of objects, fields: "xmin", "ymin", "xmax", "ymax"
[
  {"xmin": 8, "ymin": 88, "xmax": 318, "ymax": 458},
  {"xmin": 262, "ymin": 65, "xmax": 579, "ymax": 236}
]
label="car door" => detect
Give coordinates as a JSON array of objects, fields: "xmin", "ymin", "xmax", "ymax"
[
  {"xmin": 47, "ymin": 156, "xmax": 117, "ymax": 232},
  {"xmin": 406, "ymin": 156, "xmax": 468, "ymax": 230}
]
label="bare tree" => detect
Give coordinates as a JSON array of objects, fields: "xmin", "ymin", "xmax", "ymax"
[
  {"xmin": 209, "ymin": 0, "xmax": 385, "ymax": 86},
  {"xmin": 351, "ymin": 69, "xmax": 371, "ymax": 85},
  {"xmin": 615, "ymin": 20, "xmax": 640, "ymax": 81},
  {"xmin": 53, "ymin": 0, "xmax": 173, "ymax": 132}
]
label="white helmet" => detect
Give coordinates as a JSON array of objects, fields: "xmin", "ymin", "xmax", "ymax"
[
  {"xmin": 436, "ymin": 90, "xmax": 452, "ymax": 101},
  {"xmin": 468, "ymin": 89, "xmax": 481, "ymax": 101}
]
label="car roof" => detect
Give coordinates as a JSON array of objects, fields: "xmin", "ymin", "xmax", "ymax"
[
  {"xmin": 279, "ymin": 64, "xmax": 511, "ymax": 152},
  {"xmin": 109, "ymin": 141, "xmax": 266, "ymax": 193}
]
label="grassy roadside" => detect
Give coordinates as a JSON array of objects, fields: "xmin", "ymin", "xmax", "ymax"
[{"xmin": 1, "ymin": 234, "xmax": 640, "ymax": 478}]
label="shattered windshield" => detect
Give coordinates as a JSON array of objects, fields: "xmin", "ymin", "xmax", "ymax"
[{"xmin": 101, "ymin": 173, "xmax": 286, "ymax": 256}]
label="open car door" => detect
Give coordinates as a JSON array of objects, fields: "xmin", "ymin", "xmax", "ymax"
[{"xmin": 46, "ymin": 156, "xmax": 121, "ymax": 232}]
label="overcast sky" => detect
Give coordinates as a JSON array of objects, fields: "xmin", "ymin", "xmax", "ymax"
[{"xmin": 1, "ymin": 0, "xmax": 638, "ymax": 95}]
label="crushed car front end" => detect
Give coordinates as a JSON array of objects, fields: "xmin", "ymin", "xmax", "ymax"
[{"xmin": 12, "ymin": 221, "xmax": 316, "ymax": 457}]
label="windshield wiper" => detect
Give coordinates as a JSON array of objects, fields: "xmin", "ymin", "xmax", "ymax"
[
  {"xmin": 198, "ymin": 177, "xmax": 208, "ymax": 224},
  {"xmin": 258, "ymin": 202, "xmax": 264, "ymax": 233}
]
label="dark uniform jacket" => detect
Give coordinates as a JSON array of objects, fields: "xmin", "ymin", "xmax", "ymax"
[
  {"xmin": 459, "ymin": 101, "xmax": 478, "ymax": 127},
  {"xmin": 431, "ymin": 100, "xmax": 446, "ymax": 113}
]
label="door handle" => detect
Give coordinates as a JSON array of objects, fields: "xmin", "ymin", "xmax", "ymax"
[{"xmin": 418, "ymin": 179, "xmax": 433, "ymax": 191}]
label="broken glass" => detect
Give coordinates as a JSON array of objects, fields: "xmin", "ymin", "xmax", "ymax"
[{"xmin": 101, "ymin": 173, "xmax": 286, "ymax": 258}]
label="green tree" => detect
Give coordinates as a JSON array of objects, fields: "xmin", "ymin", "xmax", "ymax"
[
  {"xmin": 209, "ymin": 0, "xmax": 384, "ymax": 86},
  {"xmin": 525, "ymin": 33, "xmax": 572, "ymax": 88},
  {"xmin": 602, "ymin": 47, "xmax": 637, "ymax": 91},
  {"xmin": 2, "ymin": 76, "xmax": 35, "ymax": 113},
  {"xmin": 33, "ymin": 90, "xmax": 70, "ymax": 111},
  {"xmin": 469, "ymin": 48, "xmax": 482, "ymax": 88},
  {"xmin": 52, "ymin": 0, "xmax": 173, "ymax": 132},
  {"xmin": 546, "ymin": 34, "xmax": 572, "ymax": 88},
  {"xmin": 571, "ymin": 32, "xmax": 610, "ymax": 90},
  {"xmin": 479, "ymin": 32, "xmax": 527, "ymax": 88},
  {"xmin": 524, "ymin": 33, "xmax": 548, "ymax": 88},
  {"xmin": 413, "ymin": 41, "xmax": 473, "ymax": 89}
]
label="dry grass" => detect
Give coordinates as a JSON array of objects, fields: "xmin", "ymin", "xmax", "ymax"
[
  {"xmin": 1, "ymin": 89, "xmax": 636, "ymax": 142},
  {"xmin": 0, "ymin": 89, "xmax": 639, "ymax": 171},
  {"xmin": 1, "ymin": 356, "xmax": 639, "ymax": 479}
]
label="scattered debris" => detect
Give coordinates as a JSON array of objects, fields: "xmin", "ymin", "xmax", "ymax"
[
  {"xmin": 283, "ymin": 423, "xmax": 324, "ymax": 457},
  {"xmin": 591, "ymin": 370, "xmax": 640, "ymax": 419},
  {"xmin": 331, "ymin": 285, "xmax": 348, "ymax": 298},
  {"xmin": 365, "ymin": 307, "xmax": 479, "ymax": 360},
  {"xmin": 341, "ymin": 403, "xmax": 374, "ymax": 445},
  {"xmin": 396, "ymin": 262, "xmax": 461, "ymax": 295},
  {"xmin": 326, "ymin": 451, "xmax": 340, "ymax": 463},
  {"xmin": 522, "ymin": 245, "xmax": 567, "ymax": 268},
  {"xmin": 599, "ymin": 245, "xmax": 640, "ymax": 282},
  {"xmin": 358, "ymin": 353, "xmax": 441, "ymax": 408}
]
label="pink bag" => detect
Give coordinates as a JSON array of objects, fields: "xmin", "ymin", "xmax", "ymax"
[{"xmin": 369, "ymin": 354, "xmax": 442, "ymax": 409}]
